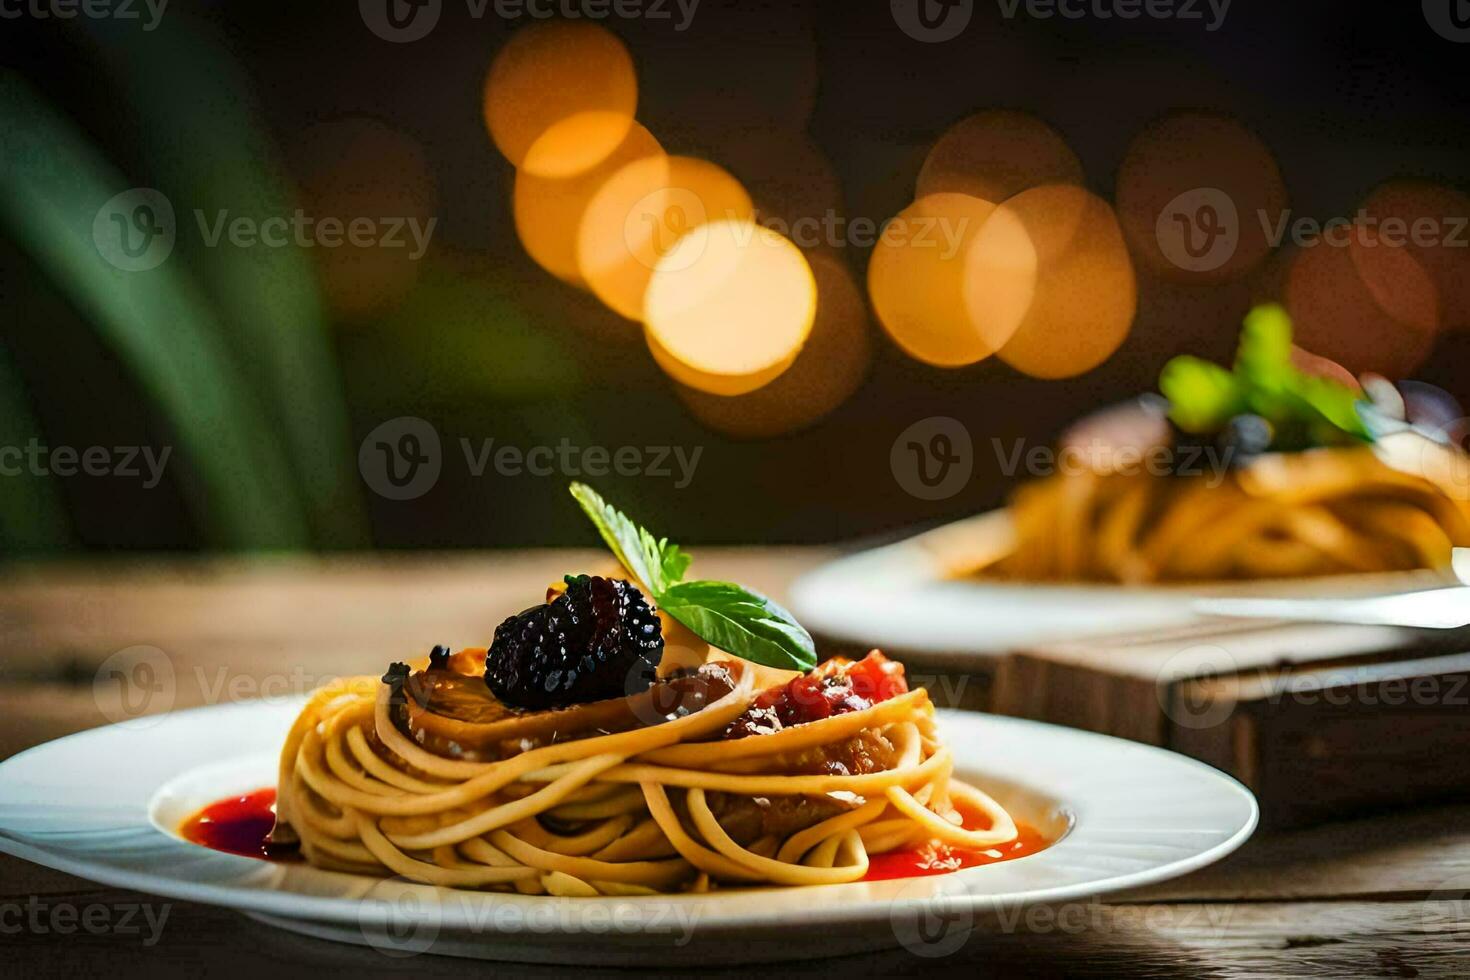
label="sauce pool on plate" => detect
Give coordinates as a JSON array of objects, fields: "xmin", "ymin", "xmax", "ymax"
[
  {"xmin": 179, "ymin": 788, "xmax": 294, "ymax": 860},
  {"xmin": 862, "ymin": 802, "xmax": 1049, "ymax": 881},
  {"xmin": 181, "ymin": 788, "xmax": 1049, "ymax": 877}
]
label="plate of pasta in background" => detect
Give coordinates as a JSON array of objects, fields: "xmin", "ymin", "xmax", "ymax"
[
  {"xmin": 0, "ymin": 486, "xmax": 1257, "ymax": 964},
  {"xmin": 792, "ymin": 305, "xmax": 1470, "ymax": 656}
]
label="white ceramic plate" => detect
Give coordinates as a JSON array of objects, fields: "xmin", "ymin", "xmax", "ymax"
[
  {"xmin": 791, "ymin": 509, "xmax": 1457, "ymax": 657},
  {"xmin": 0, "ymin": 696, "xmax": 1256, "ymax": 965}
]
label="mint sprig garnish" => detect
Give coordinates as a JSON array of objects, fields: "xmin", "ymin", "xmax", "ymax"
[
  {"xmin": 569, "ymin": 483, "xmax": 690, "ymax": 596},
  {"xmin": 1159, "ymin": 303, "xmax": 1371, "ymax": 450},
  {"xmin": 568, "ymin": 483, "xmax": 817, "ymax": 672}
]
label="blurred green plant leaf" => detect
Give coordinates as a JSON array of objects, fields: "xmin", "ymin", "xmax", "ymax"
[
  {"xmin": 0, "ymin": 342, "xmax": 72, "ymax": 555},
  {"xmin": 78, "ymin": 17, "xmax": 366, "ymax": 547},
  {"xmin": 0, "ymin": 73, "xmax": 310, "ymax": 548}
]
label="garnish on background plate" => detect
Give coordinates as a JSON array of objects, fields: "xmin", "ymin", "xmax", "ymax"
[
  {"xmin": 1159, "ymin": 303, "xmax": 1371, "ymax": 452},
  {"xmin": 570, "ymin": 482, "xmax": 817, "ymax": 672}
]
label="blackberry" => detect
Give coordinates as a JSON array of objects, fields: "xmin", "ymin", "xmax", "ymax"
[{"xmin": 485, "ymin": 575, "xmax": 664, "ymax": 709}]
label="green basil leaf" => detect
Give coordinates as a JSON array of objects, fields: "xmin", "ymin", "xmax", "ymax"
[
  {"xmin": 1160, "ymin": 356, "xmax": 1245, "ymax": 433},
  {"xmin": 659, "ymin": 580, "xmax": 816, "ymax": 672},
  {"xmin": 568, "ymin": 482, "xmax": 687, "ymax": 595},
  {"xmin": 658, "ymin": 542, "xmax": 692, "ymax": 591},
  {"xmin": 1290, "ymin": 375, "xmax": 1371, "ymax": 441},
  {"xmin": 1235, "ymin": 302, "xmax": 1294, "ymax": 390}
]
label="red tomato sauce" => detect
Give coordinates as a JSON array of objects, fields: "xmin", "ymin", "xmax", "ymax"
[
  {"xmin": 182, "ymin": 788, "xmax": 1049, "ymax": 881},
  {"xmin": 179, "ymin": 787, "xmax": 295, "ymax": 860},
  {"xmin": 862, "ymin": 805, "xmax": 1050, "ymax": 882}
]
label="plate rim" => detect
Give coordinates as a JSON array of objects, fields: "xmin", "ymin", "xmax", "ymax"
[
  {"xmin": 0, "ymin": 696, "xmax": 1258, "ymax": 937},
  {"xmin": 790, "ymin": 510, "xmax": 1458, "ymax": 654}
]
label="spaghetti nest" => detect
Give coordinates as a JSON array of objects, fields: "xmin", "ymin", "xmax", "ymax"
[
  {"xmin": 978, "ymin": 444, "xmax": 1470, "ymax": 583},
  {"xmin": 273, "ymin": 659, "xmax": 1015, "ymax": 895}
]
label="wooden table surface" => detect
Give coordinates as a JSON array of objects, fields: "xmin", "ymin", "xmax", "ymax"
[{"xmin": 3, "ymin": 549, "xmax": 1469, "ymax": 978}]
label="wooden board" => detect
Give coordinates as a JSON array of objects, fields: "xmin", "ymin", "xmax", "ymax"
[{"xmin": 992, "ymin": 618, "xmax": 1470, "ymax": 827}]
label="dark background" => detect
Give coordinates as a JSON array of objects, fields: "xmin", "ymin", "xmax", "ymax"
[{"xmin": 4, "ymin": 0, "xmax": 1470, "ymax": 553}]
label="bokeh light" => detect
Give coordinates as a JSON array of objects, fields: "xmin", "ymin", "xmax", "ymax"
[
  {"xmin": 1116, "ymin": 111, "xmax": 1287, "ymax": 283},
  {"xmin": 1349, "ymin": 222, "xmax": 1441, "ymax": 335},
  {"xmin": 988, "ymin": 185, "xmax": 1137, "ymax": 379},
  {"xmin": 917, "ymin": 110, "xmax": 1084, "ymax": 204},
  {"xmin": 513, "ymin": 122, "xmax": 662, "ymax": 286},
  {"xmin": 1359, "ymin": 180, "xmax": 1470, "ymax": 331},
  {"xmin": 577, "ymin": 155, "xmax": 752, "ymax": 320},
  {"xmin": 644, "ymin": 219, "xmax": 816, "ymax": 396},
  {"xmin": 962, "ymin": 202, "xmax": 1042, "ymax": 356},
  {"xmin": 673, "ymin": 252, "xmax": 871, "ymax": 437},
  {"xmin": 483, "ymin": 22, "xmax": 638, "ymax": 178},
  {"xmin": 868, "ymin": 193, "xmax": 1024, "ymax": 367},
  {"xmin": 1286, "ymin": 226, "xmax": 1439, "ymax": 378},
  {"xmin": 289, "ymin": 116, "xmax": 437, "ymax": 320}
]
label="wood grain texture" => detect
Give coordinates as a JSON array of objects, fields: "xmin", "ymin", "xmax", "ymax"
[
  {"xmin": 0, "ymin": 550, "xmax": 831, "ymax": 760},
  {"xmin": 4, "ymin": 858, "xmax": 1469, "ymax": 978},
  {"xmin": 3, "ymin": 551, "xmax": 1470, "ymax": 977},
  {"xmin": 993, "ymin": 616, "xmax": 1470, "ymax": 828}
]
